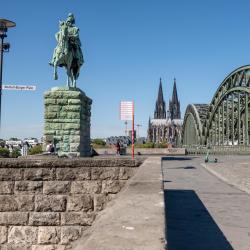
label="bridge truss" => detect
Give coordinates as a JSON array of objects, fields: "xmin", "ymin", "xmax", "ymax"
[{"xmin": 182, "ymin": 65, "xmax": 250, "ymax": 147}]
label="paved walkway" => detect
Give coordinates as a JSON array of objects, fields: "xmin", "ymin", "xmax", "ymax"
[
  {"xmin": 162, "ymin": 156, "xmax": 250, "ymax": 250},
  {"xmin": 204, "ymin": 155, "xmax": 250, "ymax": 194},
  {"xmin": 73, "ymin": 157, "xmax": 164, "ymax": 250}
]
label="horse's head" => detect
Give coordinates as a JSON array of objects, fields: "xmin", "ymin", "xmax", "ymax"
[{"xmin": 59, "ymin": 21, "xmax": 68, "ymax": 38}]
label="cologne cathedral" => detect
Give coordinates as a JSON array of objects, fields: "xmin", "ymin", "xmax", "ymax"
[{"xmin": 147, "ymin": 78, "xmax": 183, "ymax": 146}]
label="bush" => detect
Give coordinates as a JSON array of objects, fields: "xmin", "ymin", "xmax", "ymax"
[
  {"xmin": 10, "ymin": 148, "xmax": 21, "ymax": 158},
  {"xmin": 92, "ymin": 138, "xmax": 106, "ymax": 146},
  {"xmin": 154, "ymin": 143, "xmax": 168, "ymax": 148},
  {"xmin": 134, "ymin": 142, "xmax": 155, "ymax": 148},
  {"xmin": 0, "ymin": 148, "xmax": 9, "ymax": 158},
  {"xmin": 29, "ymin": 145, "xmax": 43, "ymax": 155}
]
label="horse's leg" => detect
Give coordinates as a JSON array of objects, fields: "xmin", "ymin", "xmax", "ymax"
[
  {"xmin": 66, "ymin": 67, "xmax": 71, "ymax": 87},
  {"xmin": 71, "ymin": 69, "xmax": 76, "ymax": 88},
  {"xmin": 54, "ymin": 64, "xmax": 58, "ymax": 80}
]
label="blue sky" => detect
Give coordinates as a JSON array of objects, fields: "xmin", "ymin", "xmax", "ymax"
[{"xmin": 1, "ymin": 0, "xmax": 250, "ymax": 139}]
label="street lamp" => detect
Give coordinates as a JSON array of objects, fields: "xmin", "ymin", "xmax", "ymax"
[{"xmin": 0, "ymin": 18, "xmax": 16, "ymax": 127}]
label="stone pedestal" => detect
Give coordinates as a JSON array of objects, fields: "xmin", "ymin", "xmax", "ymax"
[{"xmin": 44, "ymin": 87, "xmax": 92, "ymax": 157}]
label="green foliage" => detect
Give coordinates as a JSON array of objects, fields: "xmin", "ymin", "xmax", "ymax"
[
  {"xmin": 29, "ymin": 145, "xmax": 43, "ymax": 155},
  {"xmin": 92, "ymin": 138, "xmax": 106, "ymax": 146},
  {"xmin": 134, "ymin": 142, "xmax": 155, "ymax": 148},
  {"xmin": 155, "ymin": 143, "xmax": 168, "ymax": 148},
  {"xmin": 0, "ymin": 148, "xmax": 10, "ymax": 158},
  {"xmin": 91, "ymin": 138, "xmax": 108, "ymax": 148},
  {"xmin": 134, "ymin": 142, "xmax": 168, "ymax": 148},
  {"xmin": 10, "ymin": 148, "xmax": 21, "ymax": 158}
]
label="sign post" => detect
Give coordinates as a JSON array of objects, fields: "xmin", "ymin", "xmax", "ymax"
[
  {"xmin": 120, "ymin": 101, "xmax": 134, "ymax": 159},
  {"xmin": 132, "ymin": 101, "xmax": 134, "ymax": 159}
]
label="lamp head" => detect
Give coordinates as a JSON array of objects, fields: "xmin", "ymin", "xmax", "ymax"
[{"xmin": 0, "ymin": 19, "xmax": 16, "ymax": 38}]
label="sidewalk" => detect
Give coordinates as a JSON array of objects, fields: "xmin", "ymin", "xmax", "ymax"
[
  {"xmin": 203, "ymin": 155, "xmax": 250, "ymax": 194},
  {"xmin": 72, "ymin": 157, "xmax": 165, "ymax": 250}
]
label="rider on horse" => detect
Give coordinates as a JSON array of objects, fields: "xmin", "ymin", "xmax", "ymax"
[{"xmin": 50, "ymin": 13, "xmax": 84, "ymax": 87}]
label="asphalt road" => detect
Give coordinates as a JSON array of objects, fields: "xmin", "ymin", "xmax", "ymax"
[{"xmin": 162, "ymin": 156, "xmax": 250, "ymax": 250}]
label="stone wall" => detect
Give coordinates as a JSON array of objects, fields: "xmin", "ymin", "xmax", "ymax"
[
  {"xmin": 44, "ymin": 87, "xmax": 92, "ymax": 157},
  {"xmin": 0, "ymin": 158, "xmax": 140, "ymax": 250}
]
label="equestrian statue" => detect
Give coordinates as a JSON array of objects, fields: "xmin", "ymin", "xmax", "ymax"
[{"xmin": 49, "ymin": 13, "xmax": 84, "ymax": 88}]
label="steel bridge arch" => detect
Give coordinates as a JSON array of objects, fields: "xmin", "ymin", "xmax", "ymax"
[
  {"xmin": 204, "ymin": 65, "xmax": 250, "ymax": 145},
  {"xmin": 182, "ymin": 104, "xmax": 209, "ymax": 146}
]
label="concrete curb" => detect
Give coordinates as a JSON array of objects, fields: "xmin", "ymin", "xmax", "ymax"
[{"xmin": 72, "ymin": 157, "xmax": 165, "ymax": 250}]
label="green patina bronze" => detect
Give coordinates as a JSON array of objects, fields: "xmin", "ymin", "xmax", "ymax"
[
  {"xmin": 50, "ymin": 13, "xmax": 84, "ymax": 88},
  {"xmin": 44, "ymin": 87, "xmax": 92, "ymax": 157}
]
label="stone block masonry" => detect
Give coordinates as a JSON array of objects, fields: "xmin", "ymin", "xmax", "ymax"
[
  {"xmin": 44, "ymin": 87, "xmax": 92, "ymax": 157},
  {"xmin": 0, "ymin": 158, "xmax": 141, "ymax": 249}
]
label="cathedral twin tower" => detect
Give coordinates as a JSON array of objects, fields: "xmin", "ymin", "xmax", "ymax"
[{"xmin": 147, "ymin": 78, "xmax": 182, "ymax": 145}]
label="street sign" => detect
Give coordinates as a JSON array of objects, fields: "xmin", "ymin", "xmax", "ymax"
[
  {"xmin": 120, "ymin": 101, "xmax": 133, "ymax": 121},
  {"xmin": 2, "ymin": 85, "xmax": 36, "ymax": 91},
  {"xmin": 120, "ymin": 101, "xmax": 135, "ymax": 159}
]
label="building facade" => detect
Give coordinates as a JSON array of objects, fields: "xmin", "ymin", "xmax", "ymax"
[{"xmin": 147, "ymin": 78, "xmax": 183, "ymax": 145}]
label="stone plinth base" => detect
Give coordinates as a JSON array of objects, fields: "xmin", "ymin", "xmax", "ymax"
[{"xmin": 44, "ymin": 87, "xmax": 92, "ymax": 157}]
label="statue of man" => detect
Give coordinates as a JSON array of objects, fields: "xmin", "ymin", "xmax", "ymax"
[
  {"xmin": 65, "ymin": 13, "xmax": 84, "ymax": 67},
  {"xmin": 50, "ymin": 13, "xmax": 84, "ymax": 88}
]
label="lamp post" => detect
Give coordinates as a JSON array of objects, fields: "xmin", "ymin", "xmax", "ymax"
[{"xmin": 0, "ymin": 19, "xmax": 16, "ymax": 127}]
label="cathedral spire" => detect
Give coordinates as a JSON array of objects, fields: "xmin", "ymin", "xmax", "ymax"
[
  {"xmin": 172, "ymin": 78, "xmax": 178, "ymax": 103},
  {"xmin": 169, "ymin": 78, "xmax": 181, "ymax": 119},
  {"xmin": 157, "ymin": 78, "xmax": 164, "ymax": 104},
  {"xmin": 154, "ymin": 78, "xmax": 166, "ymax": 119}
]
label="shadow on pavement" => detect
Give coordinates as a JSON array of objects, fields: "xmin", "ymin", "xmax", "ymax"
[
  {"xmin": 168, "ymin": 166, "xmax": 196, "ymax": 170},
  {"xmin": 162, "ymin": 157, "xmax": 194, "ymax": 161},
  {"xmin": 164, "ymin": 190, "xmax": 233, "ymax": 250}
]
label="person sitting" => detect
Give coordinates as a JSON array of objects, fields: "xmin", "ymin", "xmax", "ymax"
[{"xmin": 46, "ymin": 141, "xmax": 55, "ymax": 154}]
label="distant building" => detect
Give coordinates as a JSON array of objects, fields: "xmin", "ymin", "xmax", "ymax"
[
  {"xmin": 23, "ymin": 138, "xmax": 39, "ymax": 147},
  {"xmin": 147, "ymin": 78, "xmax": 183, "ymax": 145},
  {"xmin": 5, "ymin": 138, "xmax": 23, "ymax": 148},
  {"xmin": 106, "ymin": 136, "xmax": 131, "ymax": 146}
]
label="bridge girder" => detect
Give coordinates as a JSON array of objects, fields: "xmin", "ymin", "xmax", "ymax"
[{"xmin": 183, "ymin": 65, "xmax": 250, "ymax": 147}]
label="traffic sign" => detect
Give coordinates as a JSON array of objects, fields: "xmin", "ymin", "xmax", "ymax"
[{"xmin": 120, "ymin": 101, "xmax": 133, "ymax": 121}]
